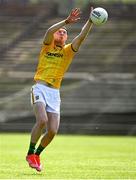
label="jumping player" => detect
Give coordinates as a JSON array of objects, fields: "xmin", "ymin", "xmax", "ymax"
[{"xmin": 26, "ymin": 6, "xmax": 93, "ymax": 172}]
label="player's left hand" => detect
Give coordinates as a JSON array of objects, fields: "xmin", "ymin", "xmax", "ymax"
[
  {"xmin": 90, "ymin": 6, "xmax": 94, "ymax": 14},
  {"xmin": 89, "ymin": 6, "xmax": 94, "ymax": 23},
  {"xmin": 66, "ymin": 8, "xmax": 81, "ymax": 24}
]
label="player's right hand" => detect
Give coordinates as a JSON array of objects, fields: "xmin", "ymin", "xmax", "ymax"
[{"xmin": 66, "ymin": 8, "xmax": 81, "ymax": 24}]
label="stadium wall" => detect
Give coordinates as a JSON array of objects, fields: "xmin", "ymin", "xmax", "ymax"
[{"xmin": 0, "ymin": 2, "xmax": 136, "ymax": 135}]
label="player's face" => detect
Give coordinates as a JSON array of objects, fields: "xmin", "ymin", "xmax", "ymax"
[{"xmin": 53, "ymin": 28, "xmax": 68, "ymax": 46}]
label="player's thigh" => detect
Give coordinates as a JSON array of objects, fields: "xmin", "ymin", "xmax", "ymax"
[
  {"xmin": 47, "ymin": 112, "xmax": 60, "ymax": 134},
  {"xmin": 33, "ymin": 102, "xmax": 48, "ymax": 123}
]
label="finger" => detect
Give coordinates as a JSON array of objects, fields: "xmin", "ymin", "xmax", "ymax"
[
  {"xmin": 72, "ymin": 17, "xmax": 80, "ymax": 22},
  {"xmin": 70, "ymin": 8, "xmax": 75, "ymax": 15},
  {"xmin": 72, "ymin": 11, "xmax": 81, "ymax": 19},
  {"xmin": 72, "ymin": 8, "xmax": 81, "ymax": 15},
  {"xmin": 74, "ymin": 9, "xmax": 81, "ymax": 15},
  {"xmin": 75, "ymin": 17, "xmax": 80, "ymax": 21},
  {"xmin": 74, "ymin": 11, "xmax": 81, "ymax": 17},
  {"xmin": 90, "ymin": 6, "xmax": 93, "ymax": 13},
  {"xmin": 74, "ymin": 8, "xmax": 80, "ymax": 13},
  {"xmin": 71, "ymin": 8, "xmax": 78, "ymax": 13}
]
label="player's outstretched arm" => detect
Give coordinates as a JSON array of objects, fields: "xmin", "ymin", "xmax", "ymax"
[
  {"xmin": 71, "ymin": 7, "xmax": 93, "ymax": 52},
  {"xmin": 43, "ymin": 8, "xmax": 81, "ymax": 45}
]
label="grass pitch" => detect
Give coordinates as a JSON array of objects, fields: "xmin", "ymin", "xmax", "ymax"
[{"xmin": 0, "ymin": 134, "xmax": 136, "ymax": 179}]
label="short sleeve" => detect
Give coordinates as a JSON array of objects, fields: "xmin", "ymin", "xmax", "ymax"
[{"xmin": 64, "ymin": 43, "xmax": 77, "ymax": 60}]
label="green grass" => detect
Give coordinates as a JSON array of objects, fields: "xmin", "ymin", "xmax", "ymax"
[{"xmin": 0, "ymin": 134, "xmax": 136, "ymax": 179}]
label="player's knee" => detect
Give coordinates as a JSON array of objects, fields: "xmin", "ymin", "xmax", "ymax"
[
  {"xmin": 37, "ymin": 117, "xmax": 47, "ymax": 128},
  {"xmin": 48, "ymin": 128, "xmax": 58, "ymax": 138}
]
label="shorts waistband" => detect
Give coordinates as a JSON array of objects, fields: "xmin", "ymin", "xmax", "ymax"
[{"xmin": 36, "ymin": 80, "xmax": 58, "ymax": 89}]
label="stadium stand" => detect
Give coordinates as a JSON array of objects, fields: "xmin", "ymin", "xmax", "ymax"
[{"xmin": 0, "ymin": 2, "xmax": 136, "ymax": 135}]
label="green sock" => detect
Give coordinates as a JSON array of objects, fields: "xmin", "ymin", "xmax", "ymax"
[
  {"xmin": 35, "ymin": 144, "xmax": 45, "ymax": 155},
  {"xmin": 27, "ymin": 142, "xmax": 36, "ymax": 155}
]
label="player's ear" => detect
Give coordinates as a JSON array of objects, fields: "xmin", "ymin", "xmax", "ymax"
[{"xmin": 65, "ymin": 34, "xmax": 68, "ymax": 41}]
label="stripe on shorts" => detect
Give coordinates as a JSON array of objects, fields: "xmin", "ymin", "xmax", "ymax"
[{"xmin": 31, "ymin": 88, "xmax": 35, "ymax": 104}]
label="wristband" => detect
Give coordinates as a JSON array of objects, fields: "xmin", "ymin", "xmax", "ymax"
[
  {"xmin": 65, "ymin": 19, "xmax": 70, "ymax": 24},
  {"xmin": 89, "ymin": 18, "xmax": 93, "ymax": 23}
]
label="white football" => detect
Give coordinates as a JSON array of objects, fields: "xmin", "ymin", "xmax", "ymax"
[{"xmin": 90, "ymin": 7, "xmax": 108, "ymax": 25}]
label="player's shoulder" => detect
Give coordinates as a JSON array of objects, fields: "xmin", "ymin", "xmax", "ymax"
[
  {"xmin": 41, "ymin": 42, "xmax": 53, "ymax": 51},
  {"xmin": 43, "ymin": 42, "xmax": 53, "ymax": 47},
  {"xmin": 64, "ymin": 43, "xmax": 77, "ymax": 52}
]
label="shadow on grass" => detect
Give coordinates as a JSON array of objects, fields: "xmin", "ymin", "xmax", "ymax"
[{"xmin": 20, "ymin": 170, "xmax": 45, "ymax": 177}]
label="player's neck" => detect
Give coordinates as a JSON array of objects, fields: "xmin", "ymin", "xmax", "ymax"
[{"xmin": 54, "ymin": 41, "xmax": 65, "ymax": 48}]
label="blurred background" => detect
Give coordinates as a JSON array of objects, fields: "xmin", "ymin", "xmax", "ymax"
[{"xmin": 0, "ymin": 0, "xmax": 136, "ymax": 135}]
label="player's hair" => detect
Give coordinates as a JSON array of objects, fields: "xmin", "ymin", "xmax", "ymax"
[{"xmin": 61, "ymin": 26, "xmax": 68, "ymax": 33}]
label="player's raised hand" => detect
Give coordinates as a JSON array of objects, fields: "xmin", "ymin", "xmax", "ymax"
[
  {"xmin": 90, "ymin": 6, "xmax": 94, "ymax": 14},
  {"xmin": 65, "ymin": 8, "xmax": 81, "ymax": 24},
  {"xmin": 89, "ymin": 6, "xmax": 94, "ymax": 23}
]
